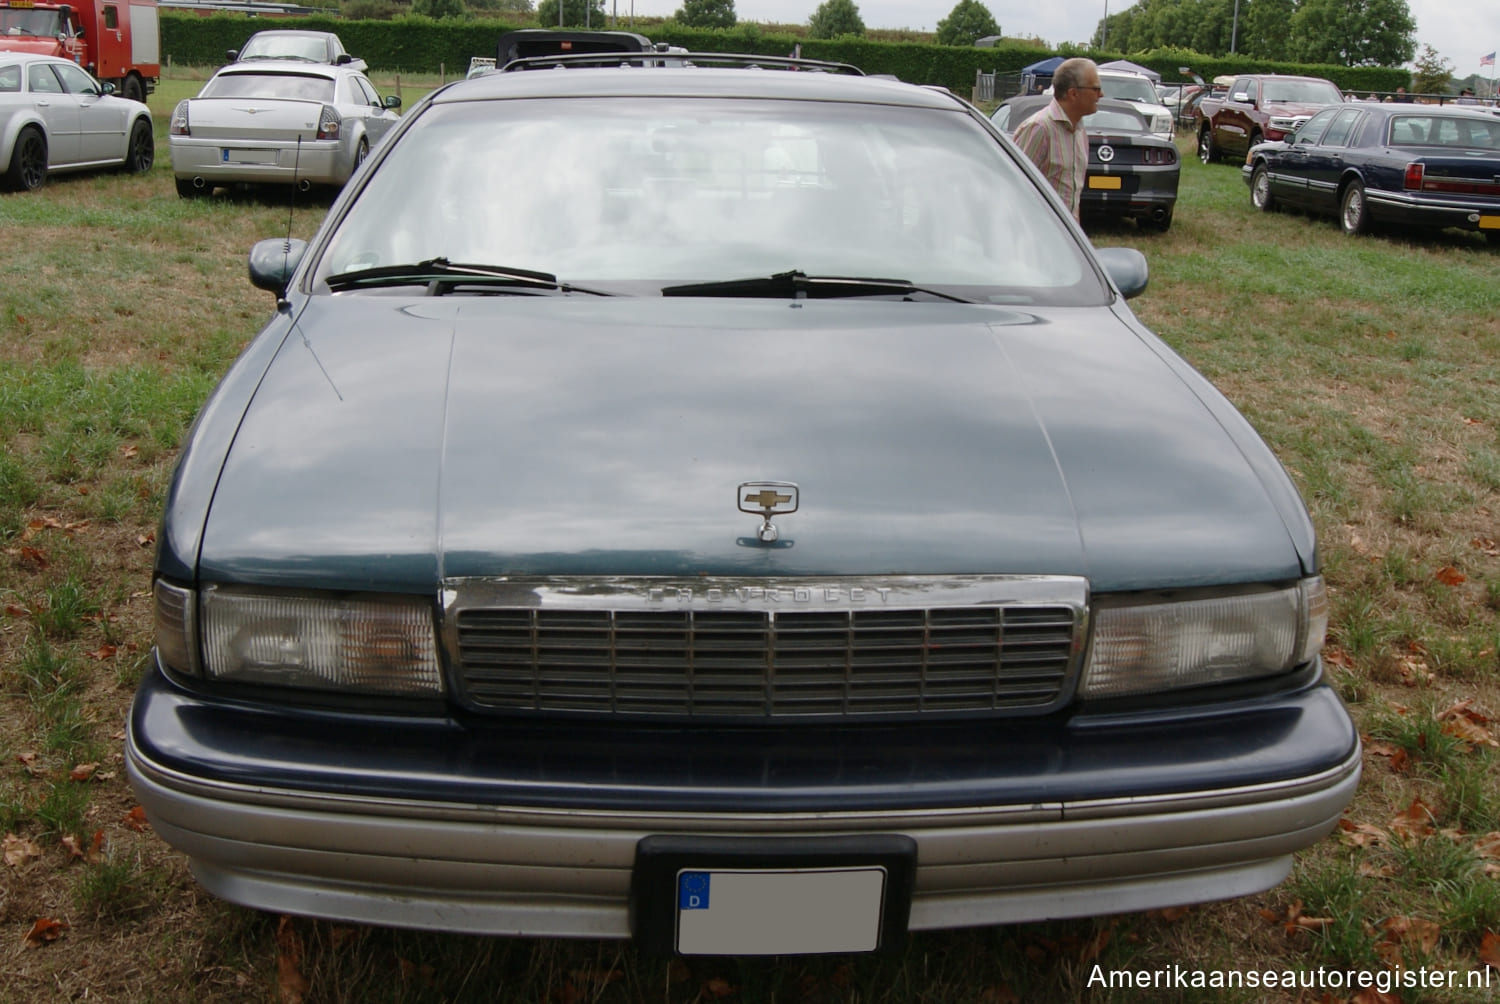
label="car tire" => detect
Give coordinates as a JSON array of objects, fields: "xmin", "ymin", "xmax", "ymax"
[
  {"xmin": 175, "ymin": 177, "xmax": 207, "ymax": 199},
  {"xmin": 1250, "ymin": 163, "xmax": 1277, "ymax": 212},
  {"xmin": 123, "ymin": 118, "xmax": 154, "ymax": 174},
  {"xmin": 1339, "ymin": 181, "xmax": 1370, "ymax": 235},
  {"xmin": 353, "ymin": 137, "xmax": 369, "ymax": 172},
  {"xmin": 1197, "ymin": 127, "xmax": 1218, "ymax": 165},
  {"xmin": 123, "ymin": 75, "xmax": 146, "ymax": 104},
  {"xmin": 1248, "ymin": 130, "xmax": 1263, "ymax": 150},
  {"xmin": 4, "ymin": 126, "xmax": 47, "ymax": 191}
]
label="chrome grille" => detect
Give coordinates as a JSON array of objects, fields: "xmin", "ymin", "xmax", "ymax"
[{"xmin": 446, "ymin": 576, "xmax": 1086, "ymax": 719}]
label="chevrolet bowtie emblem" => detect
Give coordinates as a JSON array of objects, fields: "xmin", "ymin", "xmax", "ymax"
[
  {"xmin": 738, "ymin": 481, "xmax": 799, "ymax": 543},
  {"xmin": 744, "ymin": 489, "xmax": 792, "ymax": 509}
]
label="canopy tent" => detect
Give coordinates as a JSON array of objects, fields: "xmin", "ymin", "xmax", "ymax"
[
  {"xmin": 1019, "ymin": 56, "xmax": 1065, "ymax": 95},
  {"xmin": 1099, "ymin": 59, "xmax": 1161, "ymax": 82}
]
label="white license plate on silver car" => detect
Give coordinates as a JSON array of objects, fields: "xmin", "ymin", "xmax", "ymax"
[
  {"xmin": 676, "ymin": 866, "xmax": 887, "ymax": 955},
  {"xmin": 222, "ymin": 148, "xmax": 277, "ymax": 165}
]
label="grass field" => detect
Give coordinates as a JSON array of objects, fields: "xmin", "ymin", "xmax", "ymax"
[{"xmin": 1, "ymin": 90, "xmax": 1498, "ymax": 1002}]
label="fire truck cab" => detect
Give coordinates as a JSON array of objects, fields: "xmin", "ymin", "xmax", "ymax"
[{"xmin": 0, "ymin": 0, "xmax": 159, "ymax": 103}]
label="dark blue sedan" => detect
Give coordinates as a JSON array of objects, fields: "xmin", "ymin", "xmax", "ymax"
[{"xmin": 1244, "ymin": 102, "xmax": 1500, "ymax": 240}]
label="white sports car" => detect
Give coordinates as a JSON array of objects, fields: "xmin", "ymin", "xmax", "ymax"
[
  {"xmin": 169, "ymin": 61, "xmax": 400, "ymax": 197},
  {"xmin": 0, "ymin": 53, "xmax": 154, "ymax": 191}
]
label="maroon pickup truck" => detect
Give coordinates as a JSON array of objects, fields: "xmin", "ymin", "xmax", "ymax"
[{"xmin": 1197, "ymin": 74, "xmax": 1345, "ymax": 164}]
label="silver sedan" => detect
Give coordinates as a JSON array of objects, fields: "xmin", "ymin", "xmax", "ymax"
[
  {"xmin": 0, "ymin": 53, "xmax": 154, "ymax": 191},
  {"xmin": 169, "ymin": 62, "xmax": 400, "ymax": 197}
]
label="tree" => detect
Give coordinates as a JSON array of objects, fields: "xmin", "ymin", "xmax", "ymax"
[
  {"xmin": 807, "ymin": 0, "xmax": 864, "ymax": 39},
  {"xmin": 411, "ymin": 0, "xmax": 465, "ymax": 17},
  {"xmin": 536, "ymin": 0, "xmax": 606, "ymax": 27},
  {"xmin": 1238, "ymin": 0, "xmax": 1294, "ymax": 59},
  {"xmin": 934, "ymin": 0, "xmax": 999, "ymax": 47},
  {"xmin": 1290, "ymin": 0, "xmax": 1415, "ymax": 67},
  {"xmin": 468, "ymin": 0, "xmax": 536, "ymax": 15},
  {"xmin": 1409, "ymin": 43, "xmax": 1451, "ymax": 95},
  {"xmin": 676, "ymin": 0, "xmax": 735, "ymax": 28}
]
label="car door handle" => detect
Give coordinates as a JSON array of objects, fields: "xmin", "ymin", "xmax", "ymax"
[{"xmin": 35, "ymin": 99, "xmax": 51, "ymax": 107}]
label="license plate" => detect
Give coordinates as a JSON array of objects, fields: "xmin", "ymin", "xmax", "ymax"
[
  {"xmin": 1480, "ymin": 215, "xmax": 1500, "ymax": 230},
  {"xmin": 632, "ymin": 834, "xmax": 915, "ymax": 957},
  {"xmin": 1088, "ymin": 175, "xmax": 1123, "ymax": 190},
  {"xmin": 222, "ymin": 148, "xmax": 277, "ymax": 165},
  {"xmin": 676, "ymin": 866, "xmax": 887, "ymax": 955}
]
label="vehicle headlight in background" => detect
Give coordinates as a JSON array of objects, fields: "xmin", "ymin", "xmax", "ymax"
[
  {"xmin": 1153, "ymin": 112, "xmax": 1174, "ymax": 136},
  {"xmin": 1081, "ymin": 577, "xmax": 1327, "ymax": 699},
  {"xmin": 154, "ymin": 582, "xmax": 444, "ymax": 696}
]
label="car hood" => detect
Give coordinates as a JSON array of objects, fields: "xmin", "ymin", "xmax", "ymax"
[{"xmin": 194, "ymin": 296, "xmax": 1309, "ymax": 594}]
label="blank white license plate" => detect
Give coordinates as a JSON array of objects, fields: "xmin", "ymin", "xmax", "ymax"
[
  {"xmin": 222, "ymin": 148, "xmax": 277, "ymax": 165},
  {"xmin": 676, "ymin": 866, "xmax": 887, "ymax": 955}
]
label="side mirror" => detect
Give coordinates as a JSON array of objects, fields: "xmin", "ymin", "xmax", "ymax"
[
  {"xmin": 383, "ymin": 94, "xmax": 402, "ymax": 110},
  {"xmin": 1231, "ymin": 91, "xmax": 1250, "ymax": 103},
  {"xmin": 227, "ymin": 49, "xmax": 238, "ymax": 62},
  {"xmin": 249, "ymin": 238, "xmax": 308, "ymax": 296},
  {"xmin": 100, "ymin": 81, "xmax": 114, "ymax": 95},
  {"xmin": 336, "ymin": 53, "xmax": 352, "ymax": 64},
  {"xmin": 1094, "ymin": 247, "xmax": 1149, "ymax": 300}
]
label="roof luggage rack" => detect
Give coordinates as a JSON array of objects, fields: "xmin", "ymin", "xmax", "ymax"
[{"xmin": 500, "ymin": 51, "xmax": 865, "ymax": 75}]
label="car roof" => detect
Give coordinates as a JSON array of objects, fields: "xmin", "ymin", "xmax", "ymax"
[
  {"xmin": 999, "ymin": 95, "xmax": 1156, "ymax": 132},
  {"xmin": 434, "ymin": 65, "xmax": 963, "ymax": 109},
  {"xmin": 0, "ymin": 52, "xmax": 67, "ymax": 67},
  {"xmin": 211, "ymin": 62, "xmax": 349, "ymax": 81}
]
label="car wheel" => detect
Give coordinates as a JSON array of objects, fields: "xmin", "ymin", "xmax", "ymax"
[
  {"xmin": 1250, "ymin": 163, "xmax": 1277, "ymax": 212},
  {"xmin": 123, "ymin": 118, "xmax": 154, "ymax": 174},
  {"xmin": 4, "ymin": 126, "xmax": 47, "ymax": 191},
  {"xmin": 1197, "ymin": 128, "xmax": 1217, "ymax": 165},
  {"xmin": 1248, "ymin": 130, "xmax": 1263, "ymax": 149},
  {"xmin": 123, "ymin": 75, "xmax": 145, "ymax": 104},
  {"xmin": 353, "ymin": 137, "xmax": 369, "ymax": 171},
  {"xmin": 175, "ymin": 176, "xmax": 208, "ymax": 199},
  {"xmin": 1339, "ymin": 181, "xmax": 1370, "ymax": 235}
]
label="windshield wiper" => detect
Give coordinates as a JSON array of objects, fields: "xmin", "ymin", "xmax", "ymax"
[
  {"xmin": 324, "ymin": 258, "xmax": 614, "ymax": 296},
  {"xmin": 660, "ymin": 270, "xmax": 972, "ymax": 303}
]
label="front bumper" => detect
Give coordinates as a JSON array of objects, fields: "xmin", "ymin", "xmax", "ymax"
[{"xmin": 126, "ymin": 661, "xmax": 1360, "ymax": 940}]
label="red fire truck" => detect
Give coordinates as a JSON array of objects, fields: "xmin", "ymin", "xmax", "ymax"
[{"xmin": 0, "ymin": 0, "xmax": 160, "ymax": 102}]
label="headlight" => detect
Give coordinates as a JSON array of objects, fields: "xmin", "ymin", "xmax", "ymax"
[
  {"xmin": 1080, "ymin": 577, "xmax": 1327, "ymax": 699},
  {"xmin": 155, "ymin": 583, "xmax": 444, "ymax": 696},
  {"xmin": 1268, "ymin": 116, "xmax": 1301, "ymax": 133},
  {"xmin": 1153, "ymin": 112, "xmax": 1174, "ymax": 136}
]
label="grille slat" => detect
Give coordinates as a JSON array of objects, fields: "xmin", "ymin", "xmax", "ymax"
[{"xmin": 455, "ymin": 602, "xmax": 1077, "ymax": 719}]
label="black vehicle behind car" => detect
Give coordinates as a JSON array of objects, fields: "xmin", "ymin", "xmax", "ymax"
[
  {"xmin": 992, "ymin": 95, "xmax": 1179, "ymax": 231},
  {"xmin": 1245, "ymin": 102, "xmax": 1500, "ymax": 240}
]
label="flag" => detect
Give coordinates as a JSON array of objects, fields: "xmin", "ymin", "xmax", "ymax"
[{"xmin": 1483, "ymin": 52, "xmax": 1496, "ymax": 67}]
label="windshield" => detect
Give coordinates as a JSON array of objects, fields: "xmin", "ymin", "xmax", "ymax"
[
  {"xmin": 1262, "ymin": 80, "xmax": 1342, "ymax": 104},
  {"xmin": 316, "ymin": 96, "xmax": 1101, "ymax": 304},
  {"xmin": 1101, "ymin": 75, "xmax": 1158, "ymax": 104},
  {"xmin": 200, "ymin": 71, "xmax": 336, "ymax": 102},
  {"xmin": 0, "ymin": 9, "xmax": 63, "ymax": 35},
  {"xmin": 240, "ymin": 34, "xmax": 330, "ymax": 62}
]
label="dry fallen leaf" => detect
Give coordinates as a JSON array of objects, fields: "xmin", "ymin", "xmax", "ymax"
[
  {"xmin": 4, "ymin": 833, "xmax": 44, "ymax": 867},
  {"xmin": 69, "ymin": 763, "xmax": 99, "ymax": 782},
  {"xmin": 23, "ymin": 917, "xmax": 68, "ymax": 947},
  {"xmin": 1481, "ymin": 930, "xmax": 1500, "ymax": 970},
  {"xmin": 1434, "ymin": 565, "xmax": 1466, "ymax": 587},
  {"xmin": 123, "ymin": 806, "xmax": 150, "ymax": 832},
  {"xmin": 83, "ymin": 645, "xmax": 118, "ymax": 661},
  {"xmin": 1324, "ymin": 646, "xmax": 1355, "ymax": 670},
  {"xmin": 276, "ymin": 916, "xmax": 310, "ymax": 1004},
  {"xmin": 4, "ymin": 603, "xmax": 29, "ymax": 618},
  {"xmin": 1475, "ymin": 832, "xmax": 1500, "ymax": 860},
  {"xmin": 1390, "ymin": 798, "xmax": 1437, "ymax": 841},
  {"xmin": 121, "ymin": 444, "xmax": 139, "ymax": 459},
  {"xmin": 1358, "ymin": 861, "xmax": 1398, "ymax": 878},
  {"xmin": 1379, "ymin": 915, "xmax": 1441, "ymax": 955},
  {"xmin": 1338, "ymin": 818, "xmax": 1389, "ymax": 848}
]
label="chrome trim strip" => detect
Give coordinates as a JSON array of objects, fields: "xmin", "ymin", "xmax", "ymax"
[{"xmin": 127, "ymin": 732, "xmax": 1358, "ymax": 831}]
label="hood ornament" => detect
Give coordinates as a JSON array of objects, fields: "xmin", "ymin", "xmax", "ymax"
[{"xmin": 739, "ymin": 482, "xmax": 798, "ymax": 543}]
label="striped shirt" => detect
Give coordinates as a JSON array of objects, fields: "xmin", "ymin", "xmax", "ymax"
[{"xmin": 1012, "ymin": 100, "xmax": 1088, "ymax": 220}]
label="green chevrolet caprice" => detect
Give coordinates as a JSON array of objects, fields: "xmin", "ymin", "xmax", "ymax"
[{"xmin": 127, "ymin": 53, "xmax": 1359, "ymax": 957}]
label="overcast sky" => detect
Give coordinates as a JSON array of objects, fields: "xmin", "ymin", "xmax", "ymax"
[{"xmin": 609, "ymin": 0, "xmax": 1500, "ymax": 76}]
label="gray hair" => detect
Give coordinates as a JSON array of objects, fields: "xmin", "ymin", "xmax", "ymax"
[{"xmin": 1052, "ymin": 58, "xmax": 1098, "ymax": 99}]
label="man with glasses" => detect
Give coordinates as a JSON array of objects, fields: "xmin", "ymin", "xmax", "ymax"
[{"xmin": 1011, "ymin": 58, "xmax": 1102, "ymax": 222}]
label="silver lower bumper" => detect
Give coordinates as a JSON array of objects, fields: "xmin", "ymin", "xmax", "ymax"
[{"xmin": 126, "ymin": 735, "xmax": 1361, "ymax": 938}]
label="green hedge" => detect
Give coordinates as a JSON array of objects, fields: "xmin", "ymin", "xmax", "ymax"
[{"xmin": 160, "ymin": 14, "xmax": 1409, "ymax": 96}]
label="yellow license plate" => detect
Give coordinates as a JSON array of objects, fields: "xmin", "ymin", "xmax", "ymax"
[
  {"xmin": 1088, "ymin": 175, "xmax": 1122, "ymax": 190},
  {"xmin": 1479, "ymin": 216, "xmax": 1500, "ymax": 230}
]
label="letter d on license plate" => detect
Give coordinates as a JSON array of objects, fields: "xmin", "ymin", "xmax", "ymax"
[{"xmin": 632, "ymin": 835, "xmax": 916, "ymax": 957}]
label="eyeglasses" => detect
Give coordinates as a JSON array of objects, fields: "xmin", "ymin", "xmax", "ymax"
[{"xmin": 1077, "ymin": 85, "xmax": 1104, "ymax": 93}]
